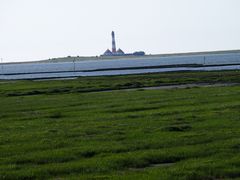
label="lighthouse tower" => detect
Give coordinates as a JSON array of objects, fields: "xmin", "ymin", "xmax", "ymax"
[
  {"xmin": 102, "ymin": 31, "xmax": 127, "ymax": 56},
  {"xmin": 112, "ymin": 31, "xmax": 117, "ymax": 54}
]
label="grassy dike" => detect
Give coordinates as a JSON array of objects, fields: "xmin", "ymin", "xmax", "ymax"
[{"xmin": 0, "ymin": 71, "xmax": 240, "ymax": 179}]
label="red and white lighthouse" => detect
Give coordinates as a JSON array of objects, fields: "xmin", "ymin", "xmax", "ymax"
[
  {"xmin": 102, "ymin": 31, "xmax": 127, "ymax": 56},
  {"xmin": 112, "ymin": 31, "xmax": 117, "ymax": 54}
]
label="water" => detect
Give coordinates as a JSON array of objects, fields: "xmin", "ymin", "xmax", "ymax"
[
  {"xmin": 1, "ymin": 52, "xmax": 240, "ymax": 80},
  {"xmin": 1, "ymin": 65, "xmax": 240, "ymax": 80}
]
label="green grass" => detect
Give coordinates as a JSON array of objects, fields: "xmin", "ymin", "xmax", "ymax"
[
  {"xmin": 0, "ymin": 71, "xmax": 240, "ymax": 179},
  {"xmin": 1, "ymin": 70, "xmax": 240, "ymax": 97}
]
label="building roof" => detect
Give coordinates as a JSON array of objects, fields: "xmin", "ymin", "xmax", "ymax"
[
  {"xmin": 117, "ymin": 48, "xmax": 125, "ymax": 55},
  {"xmin": 103, "ymin": 49, "xmax": 113, "ymax": 56}
]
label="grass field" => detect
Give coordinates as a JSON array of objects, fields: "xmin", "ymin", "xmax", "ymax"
[
  {"xmin": 0, "ymin": 71, "xmax": 240, "ymax": 179},
  {"xmin": 1, "ymin": 71, "xmax": 240, "ymax": 97}
]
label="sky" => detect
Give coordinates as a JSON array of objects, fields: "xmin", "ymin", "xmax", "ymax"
[{"xmin": 0, "ymin": 0, "xmax": 240, "ymax": 62}]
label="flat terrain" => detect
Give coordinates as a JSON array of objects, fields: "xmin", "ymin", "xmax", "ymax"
[
  {"xmin": 41, "ymin": 49, "xmax": 240, "ymax": 63},
  {"xmin": 0, "ymin": 71, "xmax": 240, "ymax": 179}
]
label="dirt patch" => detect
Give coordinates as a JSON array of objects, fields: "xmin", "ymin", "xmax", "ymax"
[
  {"xmin": 101, "ymin": 83, "xmax": 240, "ymax": 93},
  {"xmin": 129, "ymin": 162, "xmax": 176, "ymax": 171}
]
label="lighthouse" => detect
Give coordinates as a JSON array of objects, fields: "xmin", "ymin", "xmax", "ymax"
[
  {"xmin": 112, "ymin": 31, "xmax": 117, "ymax": 54},
  {"xmin": 102, "ymin": 31, "xmax": 128, "ymax": 56}
]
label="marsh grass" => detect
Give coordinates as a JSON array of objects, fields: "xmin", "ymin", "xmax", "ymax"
[
  {"xmin": 0, "ymin": 71, "xmax": 240, "ymax": 179},
  {"xmin": 0, "ymin": 70, "xmax": 239, "ymax": 98}
]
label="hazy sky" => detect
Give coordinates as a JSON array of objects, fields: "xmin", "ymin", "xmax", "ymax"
[{"xmin": 0, "ymin": 0, "xmax": 240, "ymax": 62}]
